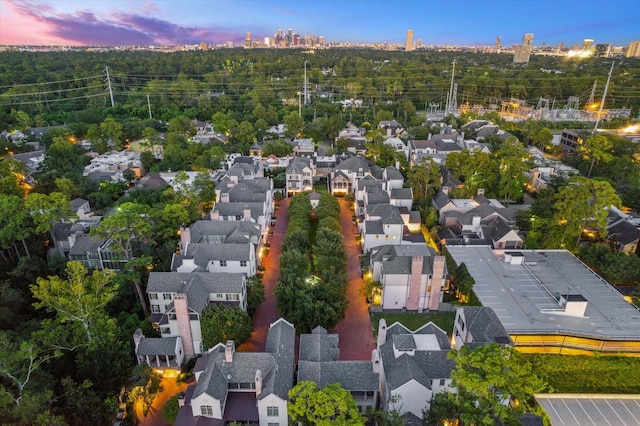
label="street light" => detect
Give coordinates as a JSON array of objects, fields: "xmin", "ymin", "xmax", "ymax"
[{"xmin": 297, "ymin": 91, "xmax": 302, "ymax": 117}]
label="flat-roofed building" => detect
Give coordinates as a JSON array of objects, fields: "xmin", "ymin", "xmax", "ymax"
[{"xmin": 447, "ymin": 246, "xmax": 640, "ymax": 355}]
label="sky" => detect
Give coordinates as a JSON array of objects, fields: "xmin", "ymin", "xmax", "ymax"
[{"xmin": 0, "ymin": 0, "xmax": 638, "ymax": 47}]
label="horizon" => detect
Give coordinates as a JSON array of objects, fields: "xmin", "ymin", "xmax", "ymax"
[{"xmin": 0, "ymin": 0, "xmax": 639, "ymax": 48}]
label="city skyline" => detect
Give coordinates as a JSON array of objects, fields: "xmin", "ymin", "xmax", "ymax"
[{"xmin": 0, "ymin": 0, "xmax": 638, "ymax": 47}]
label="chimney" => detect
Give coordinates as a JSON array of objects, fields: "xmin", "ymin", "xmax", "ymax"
[
  {"xmin": 472, "ymin": 215, "xmax": 481, "ymax": 232},
  {"xmin": 395, "ymin": 160, "xmax": 400, "ymax": 170},
  {"xmin": 133, "ymin": 329, "xmax": 144, "ymax": 351},
  {"xmin": 230, "ymin": 175, "xmax": 238, "ymax": 184},
  {"xmin": 174, "ymin": 294, "xmax": 195, "ymax": 357},
  {"xmin": 427, "ymin": 256, "xmax": 446, "ymax": 311},
  {"xmin": 225, "ymin": 340, "xmax": 235, "ymax": 362},
  {"xmin": 376, "ymin": 318, "xmax": 387, "ymax": 348},
  {"xmin": 210, "ymin": 210, "xmax": 220, "ymax": 220},
  {"xmin": 243, "ymin": 209, "xmax": 252, "ymax": 220},
  {"xmin": 178, "ymin": 392, "xmax": 185, "ymax": 407},
  {"xmin": 371, "ymin": 349, "xmax": 380, "ymax": 374},
  {"xmin": 477, "ymin": 188, "xmax": 485, "ymax": 196},
  {"xmin": 255, "ymin": 369, "xmax": 262, "ymax": 396},
  {"xmin": 406, "ymin": 256, "xmax": 424, "ymax": 311},
  {"xmin": 179, "ymin": 225, "xmax": 190, "ymax": 254},
  {"xmin": 177, "ymin": 257, "xmax": 196, "ymax": 273},
  {"xmin": 428, "ymin": 133, "xmax": 432, "ymax": 140}
]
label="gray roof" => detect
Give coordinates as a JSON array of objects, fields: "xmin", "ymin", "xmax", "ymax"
[
  {"xmin": 222, "ymin": 183, "xmax": 268, "ymax": 203},
  {"xmin": 366, "ymin": 204, "xmax": 404, "ymax": 225},
  {"xmin": 356, "ymin": 174, "xmax": 381, "ymax": 191},
  {"xmin": 336, "ymin": 156, "xmax": 370, "ymax": 173},
  {"xmin": 364, "ymin": 220, "xmax": 384, "ymax": 234},
  {"xmin": 188, "ymin": 220, "xmax": 261, "ymax": 244},
  {"xmin": 192, "ymin": 318, "xmax": 295, "ymax": 404},
  {"xmin": 390, "ymin": 188, "xmax": 412, "ymax": 200},
  {"xmin": 286, "ymin": 156, "xmax": 312, "ymax": 174},
  {"xmin": 432, "ymin": 192, "xmax": 453, "ymax": 210},
  {"xmin": 366, "ymin": 186, "xmax": 390, "ymax": 205},
  {"xmin": 382, "ymin": 255, "xmax": 433, "ymax": 275},
  {"xmin": 299, "ymin": 326, "xmax": 340, "ymax": 362},
  {"xmin": 68, "ymin": 234, "xmax": 106, "ymax": 255},
  {"xmin": 460, "ymin": 306, "xmax": 513, "ymax": 345},
  {"xmin": 147, "ymin": 272, "xmax": 245, "ymax": 314},
  {"xmin": 307, "ymin": 191, "xmax": 322, "ymax": 201},
  {"xmin": 384, "ymin": 166, "xmax": 403, "ymax": 180},
  {"xmin": 137, "ymin": 337, "xmax": 178, "ymax": 356},
  {"xmin": 379, "ymin": 322, "xmax": 455, "ymax": 392},
  {"xmin": 71, "ymin": 198, "xmax": 89, "ymax": 210},
  {"xmin": 182, "ymin": 243, "xmax": 252, "ymax": 264},
  {"xmin": 370, "ymin": 244, "xmax": 436, "ymax": 263},
  {"xmin": 213, "ymin": 202, "xmax": 264, "ymax": 221},
  {"xmin": 447, "ymin": 246, "xmax": 640, "ymax": 340},
  {"xmin": 608, "ymin": 219, "xmax": 640, "ymax": 245},
  {"xmin": 297, "ymin": 360, "xmax": 378, "ymax": 391}
]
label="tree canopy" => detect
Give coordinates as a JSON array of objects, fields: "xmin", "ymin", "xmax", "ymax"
[{"xmin": 288, "ymin": 381, "xmax": 366, "ymax": 425}]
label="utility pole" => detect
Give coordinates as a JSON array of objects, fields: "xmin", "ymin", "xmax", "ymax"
[
  {"xmin": 303, "ymin": 59, "xmax": 309, "ymax": 105},
  {"xmin": 298, "ymin": 91, "xmax": 302, "ymax": 117},
  {"xmin": 104, "ymin": 66, "xmax": 115, "ymax": 107},
  {"xmin": 445, "ymin": 59, "xmax": 456, "ymax": 115},
  {"xmin": 147, "ymin": 94, "xmax": 152, "ymax": 119},
  {"xmin": 593, "ymin": 61, "xmax": 614, "ymax": 134}
]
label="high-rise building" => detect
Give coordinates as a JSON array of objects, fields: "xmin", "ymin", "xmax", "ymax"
[
  {"xmin": 627, "ymin": 41, "xmax": 640, "ymax": 58},
  {"xmin": 199, "ymin": 41, "xmax": 209, "ymax": 51},
  {"xmin": 495, "ymin": 36, "xmax": 502, "ymax": 52},
  {"xmin": 595, "ymin": 43, "xmax": 612, "ymax": 58},
  {"xmin": 405, "ymin": 29, "xmax": 414, "ymax": 51},
  {"xmin": 287, "ymin": 29, "xmax": 293, "ymax": 47},
  {"xmin": 264, "ymin": 37, "xmax": 271, "ymax": 47},
  {"xmin": 244, "ymin": 32, "xmax": 251, "ymax": 48},
  {"xmin": 513, "ymin": 33, "xmax": 534, "ymax": 64},
  {"xmin": 583, "ymin": 39, "xmax": 594, "ymax": 50}
]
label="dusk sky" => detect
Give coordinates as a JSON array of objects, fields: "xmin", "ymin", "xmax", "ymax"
[{"xmin": 0, "ymin": 0, "xmax": 638, "ymax": 47}]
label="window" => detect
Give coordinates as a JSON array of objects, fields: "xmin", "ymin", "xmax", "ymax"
[
  {"xmin": 216, "ymin": 293, "xmax": 223, "ymax": 299},
  {"xmin": 163, "ymin": 293, "xmax": 172, "ymax": 300},
  {"xmin": 220, "ymin": 260, "xmax": 227, "ymax": 267},
  {"xmin": 226, "ymin": 294, "xmax": 239, "ymax": 301},
  {"xmin": 267, "ymin": 406, "xmax": 279, "ymax": 416},
  {"xmin": 200, "ymin": 405, "xmax": 213, "ymax": 416},
  {"xmin": 189, "ymin": 313, "xmax": 198, "ymax": 321},
  {"xmin": 440, "ymin": 379, "xmax": 446, "ymax": 386},
  {"xmin": 151, "ymin": 305, "xmax": 160, "ymax": 313},
  {"xmin": 235, "ymin": 215, "xmax": 242, "ymax": 220},
  {"xmin": 385, "ymin": 235, "xmax": 389, "ymax": 240},
  {"xmin": 168, "ymin": 313, "xmax": 176, "ymax": 320},
  {"xmin": 160, "ymin": 327, "xmax": 170, "ymax": 334},
  {"xmin": 240, "ymin": 260, "xmax": 247, "ymax": 267},
  {"xmin": 268, "ymin": 424, "xmax": 279, "ymax": 426},
  {"xmin": 149, "ymin": 293, "xmax": 158, "ymax": 300}
]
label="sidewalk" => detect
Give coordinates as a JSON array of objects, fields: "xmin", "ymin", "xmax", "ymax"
[{"xmin": 334, "ymin": 198, "xmax": 375, "ymax": 360}]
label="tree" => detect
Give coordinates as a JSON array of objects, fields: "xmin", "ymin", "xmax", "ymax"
[
  {"xmin": 0, "ymin": 194, "xmax": 32, "ymax": 261},
  {"xmin": 25, "ymin": 191, "xmax": 76, "ymax": 243},
  {"xmin": 288, "ymin": 381, "xmax": 366, "ymax": 425},
  {"xmin": 532, "ymin": 127, "xmax": 553, "ymax": 150},
  {"xmin": 283, "ymin": 113, "xmax": 304, "ymax": 138},
  {"xmin": 90, "ymin": 202, "xmax": 152, "ymax": 262},
  {"xmin": 246, "ymin": 275, "xmax": 266, "ymax": 316},
  {"xmin": 128, "ymin": 365, "xmax": 163, "ymax": 418},
  {"xmin": 552, "ymin": 177, "xmax": 621, "ymax": 248},
  {"xmin": 578, "ymin": 134, "xmax": 613, "ymax": 178},
  {"xmin": 200, "ymin": 304, "xmax": 252, "ymax": 350},
  {"xmin": 408, "ymin": 158, "xmax": 440, "ymax": 202},
  {"xmin": 0, "ymin": 332, "xmax": 61, "ymax": 406},
  {"xmin": 100, "ymin": 117, "xmax": 124, "ymax": 150},
  {"xmin": 449, "ymin": 344, "xmax": 547, "ymax": 426},
  {"xmin": 31, "ymin": 261, "xmax": 118, "ymax": 346},
  {"xmin": 495, "ymin": 137, "xmax": 530, "ymax": 203},
  {"xmin": 262, "ymin": 139, "xmax": 294, "ymax": 157},
  {"xmin": 578, "ymin": 243, "xmax": 640, "ymax": 286}
]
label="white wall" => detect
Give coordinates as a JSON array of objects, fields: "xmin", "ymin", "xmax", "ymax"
[
  {"xmin": 391, "ymin": 380, "xmax": 431, "ymax": 419},
  {"xmin": 257, "ymin": 394, "xmax": 288, "ymax": 426},
  {"xmin": 382, "ymin": 273, "xmax": 410, "ymax": 310},
  {"xmin": 190, "ymin": 394, "xmax": 222, "ymax": 419}
]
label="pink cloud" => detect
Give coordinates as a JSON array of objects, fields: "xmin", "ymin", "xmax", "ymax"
[{"xmin": 0, "ymin": 0, "xmax": 248, "ymax": 46}]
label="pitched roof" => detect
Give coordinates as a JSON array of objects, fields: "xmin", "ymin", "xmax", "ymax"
[
  {"xmin": 366, "ymin": 204, "xmax": 404, "ymax": 225},
  {"xmin": 188, "ymin": 220, "xmax": 261, "ymax": 244},
  {"xmin": 299, "ymin": 327, "xmax": 339, "ymax": 362},
  {"xmin": 432, "ymin": 192, "xmax": 453, "ymax": 209},
  {"xmin": 181, "ymin": 243, "xmax": 252, "ymax": 265},
  {"xmin": 391, "ymin": 188, "xmax": 412, "ymax": 200},
  {"xmin": 213, "ymin": 202, "xmax": 264, "ymax": 221},
  {"xmin": 608, "ymin": 219, "xmax": 640, "ymax": 245},
  {"xmin": 366, "ymin": 186, "xmax": 390, "ymax": 205},
  {"xmin": 136, "ymin": 337, "xmax": 178, "ymax": 356},
  {"xmin": 336, "ymin": 156, "xmax": 370, "ymax": 173},
  {"xmin": 286, "ymin": 156, "xmax": 312, "ymax": 174},
  {"xmin": 461, "ymin": 306, "xmax": 513, "ymax": 345},
  {"xmin": 384, "ymin": 166, "xmax": 404, "ymax": 180},
  {"xmin": 297, "ymin": 360, "xmax": 378, "ymax": 391}
]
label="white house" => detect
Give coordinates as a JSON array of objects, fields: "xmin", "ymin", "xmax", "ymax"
[
  {"xmin": 175, "ymin": 318, "xmax": 295, "ymax": 426},
  {"xmin": 172, "ymin": 242, "xmax": 258, "ymax": 276},
  {"xmin": 285, "ymin": 156, "xmax": 314, "ymax": 196}
]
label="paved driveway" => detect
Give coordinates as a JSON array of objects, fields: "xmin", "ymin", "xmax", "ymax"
[
  {"xmin": 334, "ymin": 198, "xmax": 375, "ymax": 360},
  {"xmin": 238, "ymin": 198, "xmax": 289, "ymax": 352}
]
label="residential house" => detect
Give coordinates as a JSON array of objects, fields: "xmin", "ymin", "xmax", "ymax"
[
  {"xmin": 210, "ymin": 202, "xmax": 270, "ymax": 240},
  {"xmin": 175, "ymin": 318, "xmax": 295, "ymax": 426},
  {"xmin": 145, "ymin": 271, "xmax": 247, "ymax": 357},
  {"xmin": 330, "ymin": 156, "xmax": 371, "ymax": 195},
  {"xmin": 361, "ymin": 204, "xmax": 405, "ymax": 252},
  {"xmin": 452, "ymin": 306, "xmax": 513, "ymax": 348},
  {"xmin": 83, "ymin": 150, "xmax": 144, "ymax": 182},
  {"xmin": 67, "ymin": 233, "xmax": 128, "ymax": 271},
  {"xmin": 378, "ymin": 120, "xmax": 405, "ymax": 138},
  {"xmin": 71, "ymin": 198, "xmax": 91, "ymax": 219},
  {"xmin": 607, "ymin": 208, "xmax": 640, "ymax": 254},
  {"xmin": 172, "ymin": 242, "xmax": 257, "ymax": 276},
  {"xmin": 369, "ymin": 245, "xmax": 447, "ymax": 311},
  {"xmin": 559, "ymin": 129, "xmax": 590, "ymax": 154},
  {"xmin": 337, "ymin": 122, "xmax": 365, "ymax": 140},
  {"xmin": 344, "ymin": 136, "xmax": 368, "ymax": 155},
  {"xmin": 294, "ymin": 138, "xmax": 315, "ymax": 157},
  {"xmin": 375, "ymin": 319, "xmax": 455, "ymax": 425},
  {"xmin": 133, "ymin": 329, "xmax": 185, "ymax": 369},
  {"xmin": 297, "ymin": 326, "xmax": 379, "ymax": 415},
  {"xmin": 9, "ymin": 150, "xmax": 45, "ymax": 185},
  {"xmin": 383, "ymin": 137, "xmax": 410, "ymax": 159},
  {"xmin": 432, "ymin": 190, "xmax": 513, "ymax": 223},
  {"xmin": 179, "ymin": 220, "xmax": 262, "ymax": 255},
  {"xmin": 285, "ymin": 156, "xmax": 314, "ymax": 196}
]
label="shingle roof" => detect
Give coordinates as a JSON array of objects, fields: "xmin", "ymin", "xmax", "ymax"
[
  {"xmin": 384, "ymin": 166, "xmax": 403, "ymax": 180},
  {"xmin": 263, "ymin": 318, "xmax": 295, "ymax": 400},
  {"xmin": 137, "ymin": 337, "xmax": 178, "ymax": 356},
  {"xmin": 297, "ymin": 360, "xmax": 378, "ymax": 391},
  {"xmin": 286, "ymin": 156, "xmax": 312, "ymax": 174},
  {"xmin": 390, "ymin": 188, "xmax": 412, "ymax": 200},
  {"xmin": 364, "ymin": 220, "xmax": 384, "ymax": 234},
  {"xmin": 608, "ymin": 219, "xmax": 640, "ymax": 245},
  {"xmin": 183, "ymin": 243, "xmax": 252, "ymax": 264},
  {"xmin": 188, "ymin": 220, "xmax": 261, "ymax": 244},
  {"xmin": 299, "ymin": 328, "xmax": 340, "ymax": 362},
  {"xmin": 366, "ymin": 186, "xmax": 390, "ymax": 205},
  {"xmin": 462, "ymin": 306, "xmax": 513, "ymax": 345},
  {"xmin": 367, "ymin": 204, "xmax": 404, "ymax": 225},
  {"xmin": 433, "ymin": 192, "xmax": 453, "ymax": 209},
  {"xmin": 213, "ymin": 202, "xmax": 264, "ymax": 221},
  {"xmin": 336, "ymin": 156, "xmax": 370, "ymax": 173}
]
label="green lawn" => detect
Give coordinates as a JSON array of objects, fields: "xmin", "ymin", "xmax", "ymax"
[{"xmin": 371, "ymin": 312, "xmax": 456, "ymax": 337}]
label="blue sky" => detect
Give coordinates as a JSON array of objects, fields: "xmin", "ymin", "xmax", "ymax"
[{"xmin": 0, "ymin": 0, "xmax": 638, "ymax": 46}]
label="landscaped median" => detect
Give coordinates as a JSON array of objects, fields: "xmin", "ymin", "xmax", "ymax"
[{"xmin": 274, "ymin": 192, "xmax": 348, "ymax": 333}]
